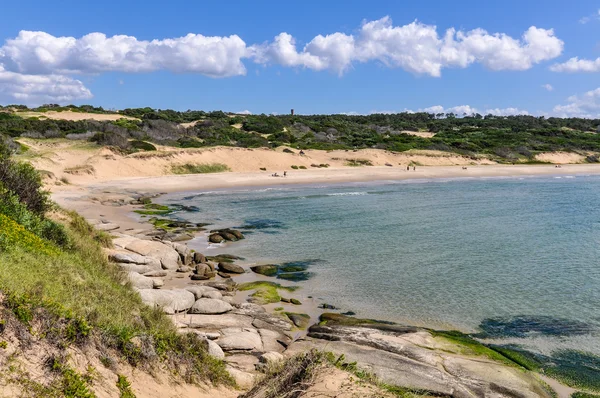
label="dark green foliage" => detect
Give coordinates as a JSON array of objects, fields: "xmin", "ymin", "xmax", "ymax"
[
  {"xmin": 90, "ymin": 132, "xmax": 129, "ymax": 149},
  {"xmin": 0, "ymin": 151, "xmax": 50, "ymax": 215},
  {"xmin": 130, "ymin": 140, "xmax": 156, "ymax": 151},
  {"xmin": 476, "ymin": 315, "xmax": 597, "ymax": 338},
  {"xmin": 116, "ymin": 375, "xmax": 136, "ymax": 398}
]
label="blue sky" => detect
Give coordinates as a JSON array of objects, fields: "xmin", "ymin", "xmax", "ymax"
[{"xmin": 1, "ymin": 0, "xmax": 600, "ymax": 117}]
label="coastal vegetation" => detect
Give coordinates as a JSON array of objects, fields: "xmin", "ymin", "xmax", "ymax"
[
  {"xmin": 171, "ymin": 163, "xmax": 231, "ymax": 174},
  {"xmin": 0, "ymin": 140, "xmax": 234, "ymax": 393},
  {"xmin": 2, "ymin": 104, "xmax": 600, "ymax": 163}
]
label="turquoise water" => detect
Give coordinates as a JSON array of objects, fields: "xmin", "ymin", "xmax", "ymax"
[{"xmin": 159, "ymin": 175, "xmax": 600, "ymax": 355}]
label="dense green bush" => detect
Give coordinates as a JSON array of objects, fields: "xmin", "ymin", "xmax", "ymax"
[
  {"xmin": 0, "ymin": 152, "xmax": 50, "ymax": 215},
  {"xmin": 130, "ymin": 140, "xmax": 157, "ymax": 151}
]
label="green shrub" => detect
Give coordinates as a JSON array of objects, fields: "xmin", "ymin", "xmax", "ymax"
[
  {"xmin": 0, "ymin": 156, "xmax": 50, "ymax": 215},
  {"xmin": 171, "ymin": 163, "xmax": 230, "ymax": 174},
  {"xmin": 116, "ymin": 374, "xmax": 136, "ymax": 398},
  {"xmin": 130, "ymin": 140, "xmax": 156, "ymax": 151},
  {"xmin": 291, "ymin": 165, "xmax": 299, "ymax": 169},
  {"xmin": 299, "ymin": 165, "xmax": 307, "ymax": 169}
]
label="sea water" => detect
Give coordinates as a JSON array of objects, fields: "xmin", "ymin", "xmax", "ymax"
[{"xmin": 158, "ymin": 175, "xmax": 600, "ymax": 356}]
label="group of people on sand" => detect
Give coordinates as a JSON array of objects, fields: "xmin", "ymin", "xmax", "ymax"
[
  {"xmin": 271, "ymin": 171, "xmax": 287, "ymax": 177},
  {"xmin": 554, "ymin": 164, "xmax": 562, "ymax": 168},
  {"xmin": 406, "ymin": 166, "xmax": 416, "ymax": 171}
]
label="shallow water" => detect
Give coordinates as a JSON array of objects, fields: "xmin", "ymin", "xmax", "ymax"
[{"xmin": 159, "ymin": 175, "xmax": 600, "ymax": 355}]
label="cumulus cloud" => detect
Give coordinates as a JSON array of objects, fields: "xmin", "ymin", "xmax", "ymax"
[
  {"xmin": 0, "ymin": 30, "xmax": 248, "ymax": 77},
  {"xmin": 236, "ymin": 110, "xmax": 252, "ymax": 115},
  {"xmin": 411, "ymin": 105, "xmax": 529, "ymax": 116},
  {"xmin": 251, "ymin": 17, "xmax": 563, "ymax": 76},
  {"xmin": 542, "ymin": 83, "xmax": 554, "ymax": 91},
  {"xmin": 552, "ymin": 88, "xmax": 600, "ymax": 118},
  {"xmin": 550, "ymin": 57, "xmax": 600, "ymax": 73},
  {"xmin": 0, "ymin": 65, "xmax": 92, "ymax": 103}
]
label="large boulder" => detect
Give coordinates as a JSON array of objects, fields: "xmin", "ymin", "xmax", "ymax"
[
  {"xmin": 203, "ymin": 338, "xmax": 225, "ymax": 359},
  {"xmin": 250, "ymin": 264, "xmax": 278, "ymax": 277},
  {"xmin": 217, "ymin": 329, "xmax": 263, "ymax": 351},
  {"xmin": 124, "ymin": 240, "xmax": 181, "ymax": 270},
  {"xmin": 218, "ymin": 262, "xmax": 245, "ymax": 274},
  {"xmin": 209, "ymin": 234, "xmax": 225, "ymax": 244},
  {"xmin": 185, "ymin": 285, "xmax": 220, "ymax": 300},
  {"xmin": 108, "ymin": 250, "xmax": 162, "ymax": 269},
  {"xmin": 189, "ymin": 298, "xmax": 233, "ymax": 314},
  {"xmin": 126, "ymin": 272, "xmax": 162, "ymax": 289},
  {"xmin": 138, "ymin": 289, "xmax": 195, "ymax": 314},
  {"xmin": 195, "ymin": 263, "xmax": 212, "ymax": 276},
  {"xmin": 193, "ymin": 252, "xmax": 206, "ymax": 264}
]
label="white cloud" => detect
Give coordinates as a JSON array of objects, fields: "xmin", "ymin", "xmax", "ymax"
[
  {"xmin": 0, "ymin": 65, "xmax": 92, "ymax": 104},
  {"xmin": 550, "ymin": 57, "xmax": 600, "ymax": 73},
  {"xmin": 552, "ymin": 88, "xmax": 600, "ymax": 118},
  {"xmin": 579, "ymin": 9, "xmax": 600, "ymax": 24},
  {"xmin": 251, "ymin": 17, "xmax": 563, "ymax": 76},
  {"xmin": 408, "ymin": 105, "xmax": 529, "ymax": 116},
  {"xmin": 542, "ymin": 83, "xmax": 554, "ymax": 91},
  {"xmin": 236, "ymin": 110, "xmax": 252, "ymax": 115},
  {"xmin": 0, "ymin": 30, "xmax": 248, "ymax": 77}
]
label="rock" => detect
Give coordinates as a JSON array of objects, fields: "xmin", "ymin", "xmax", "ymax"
[
  {"xmin": 220, "ymin": 232, "xmax": 237, "ymax": 241},
  {"xmin": 206, "ymin": 262, "xmax": 216, "ymax": 272},
  {"xmin": 117, "ymin": 263, "xmax": 157, "ymax": 274},
  {"xmin": 217, "ymin": 330, "xmax": 263, "ymax": 351},
  {"xmin": 152, "ymin": 279, "xmax": 164, "ymax": 289},
  {"xmin": 260, "ymin": 351, "xmax": 284, "ymax": 364},
  {"xmin": 193, "ymin": 252, "xmax": 206, "ymax": 264},
  {"xmin": 221, "ymin": 296, "xmax": 235, "ymax": 305},
  {"xmin": 185, "ymin": 285, "xmax": 219, "ymax": 300},
  {"xmin": 286, "ymin": 313, "xmax": 310, "ymax": 329},
  {"xmin": 203, "ymin": 290, "xmax": 223, "ymax": 300},
  {"xmin": 226, "ymin": 354, "xmax": 260, "ymax": 372},
  {"xmin": 290, "ymin": 298, "xmax": 302, "ymax": 305},
  {"xmin": 171, "ymin": 314, "xmax": 254, "ymax": 330},
  {"xmin": 218, "ymin": 262, "xmax": 244, "ymax": 274},
  {"xmin": 225, "ymin": 366, "xmax": 255, "ymax": 389},
  {"xmin": 181, "ymin": 252, "xmax": 193, "ymax": 266},
  {"xmin": 96, "ymin": 223, "xmax": 120, "ymax": 231},
  {"xmin": 218, "ymin": 272, "xmax": 231, "ymax": 279},
  {"xmin": 189, "ymin": 298, "xmax": 233, "ymax": 314},
  {"xmin": 228, "ymin": 230, "xmax": 245, "ymax": 240},
  {"xmin": 195, "ymin": 263, "xmax": 211, "ymax": 276},
  {"xmin": 209, "ymin": 233, "xmax": 224, "ymax": 243},
  {"xmin": 250, "ymin": 264, "xmax": 278, "ymax": 276},
  {"xmin": 205, "ymin": 280, "xmax": 236, "ymax": 291},
  {"xmin": 280, "ymin": 297, "xmax": 290, "ymax": 303},
  {"xmin": 138, "ymin": 289, "xmax": 195, "ymax": 314},
  {"xmin": 143, "ymin": 270, "xmax": 168, "ymax": 277},
  {"xmin": 203, "ymin": 338, "xmax": 225, "ymax": 359},
  {"xmin": 319, "ymin": 303, "xmax": 338, "ymax": 309},
  {"xmin": 126, "ymin": 272, "xmax": 155, "ymax": 289},
  {"xmin": 124, "ymin": 240, "xmax": 181, "ymax": 270},
  {"xmin": 191, "ymin": 274, "xmax": 209, "ymax": 280},
  {"xmin": 205, "ymin": 271, "xmax": 216, "ymax": 279},
  {"xmin": 258, "ymin": 329, "xmax": 289, "ymax": 353},
  {"xmin": 108, "ymin": 250, "xmax": 161, "ymax": 269},
  {"xmin": 177, "ymin": 266, "xmax": 193, "ymax": 273}
]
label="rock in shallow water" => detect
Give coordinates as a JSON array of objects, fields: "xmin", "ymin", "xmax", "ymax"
[{"xmin": 218, "ymin": 262, "xmax": 245, "ymax": 274}]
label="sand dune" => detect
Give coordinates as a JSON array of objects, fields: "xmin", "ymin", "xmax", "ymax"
[{"xmin": 16, "ymin": 110, "xmax": 138, "ymax": 121}]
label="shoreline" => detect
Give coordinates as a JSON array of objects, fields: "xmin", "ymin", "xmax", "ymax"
[{"xmin": 70, "ymin": 163, "xmax": 600, "ymax": 194}]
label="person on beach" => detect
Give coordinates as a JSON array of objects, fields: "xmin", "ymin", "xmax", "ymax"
[
  {"xmin": 413, "ymin": 166, "xmax": 416, "ymax": 171},
  {"xmin": 407, "ymin": 166, "xmax": 410, "ymax": 171},
  {"xmin": 299, "ymin": 150, "xmax": 305, "ymax": 155},
  {"xmin": 284, "ymin": 171, "xmax": 287, "ymax": 177}
]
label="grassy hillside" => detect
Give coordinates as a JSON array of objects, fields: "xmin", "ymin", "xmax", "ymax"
[{"xmin": 0, "ymin": 140, "xmax": 233, "ymax": 395}]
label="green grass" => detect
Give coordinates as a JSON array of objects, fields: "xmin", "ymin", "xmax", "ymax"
[
  {"xmin": 116, "ymin": 374, "xmax": 136, "ymax": 398},
  {"xmin": 238, "ymin": 281, "xmax": 299, "ymax": 304},
  {"xmin": 0, "ymin": 208, "xmax": 234, "ymax": 388},
  {"xmin": 171, "ymin": 163, "xmax": 230, "ymax": 174},
  {"xmin": 133, "ymin": 203, "xmax": 172, "ymax": 216},
  {"xmin": 430, "ymin": 330, "xmax": 514, "ymax": 365},
  {"xmin": 345, "ymin": 158, "xmax": 373, "ymax": 167}
]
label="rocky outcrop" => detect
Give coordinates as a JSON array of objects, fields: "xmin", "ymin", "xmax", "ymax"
[
  {"xmin": 218, "ymin": 262, "xmax": 244, "ymax": 274},
  {"xmin": 123, "ymin": 240, "xmax": 181, "ymax": 270},
  {"xmin": 208, "ymin": 229, "xmax": 245, "ymax": 243},
  {"xmin": 189, "ymin": 298, "xmax": 233, "ymax": 314},
  {"xmin": 126, "ymin": 272, "xmax": 163, "ymax": 289},
  {"xmin": 217, "ymin": 328, "xmax": 263, "ymax": 351},
  {"xmin": 138, "ymin": 289, "xmax": 195, "ymax": 314},
  {"xmin": 250, "ymin": 264, "xmax": 278, "ymax": 276},
  {"xmin": 286, "ymin": 320, "xmax": 553, "ymax": 398}
]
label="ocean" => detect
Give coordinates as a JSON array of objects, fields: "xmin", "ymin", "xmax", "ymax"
[{"xmin": 157, "ymin": 174, "xmax": 600, "ymax": 356}]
